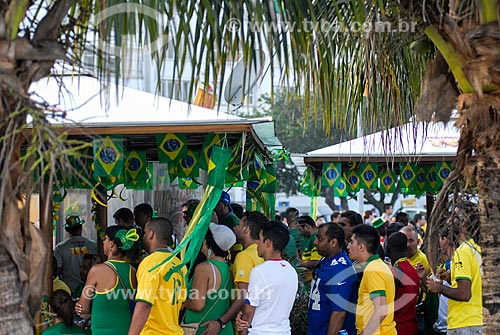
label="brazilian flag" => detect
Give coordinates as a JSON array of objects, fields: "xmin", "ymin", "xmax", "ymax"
[
  {"xmin": 178, "ymin": 149, "xmax": 199, "ymax": 178},
  {"xmin": 379, "ymin": 168, "xmax": 397, "ymax": 193},
  {"xmin": 359, "ymin": 163, "xmax": 378, "ymax": 190},
  {"xmin": 206, "ymin": 146, "xmax": 232, "ymax": 188},
  {"xmin": 261, "ymin": 164, "xmax": 277, "ymax": 193},
  {"xmin": 157, "ymin": 133, "xmax": 187, "ymax": 163},
  {"xmin": 150, "ymin": 145, "xmax": 231, "ymax": 282},
  {"xmin": 400, "ymin": 163, "xmax": 417, "ymax": 190},
  {"xmin": 154, "ymin": 163, "xmax": 170, "ymax": 188},
  {"xmin": 345, "ymin": 169, "xmax": 360, "ymax": 193},
  {"xmin": 93, "ymin": 135, "xmax": 123, "ymax": 178},
  {"xmin": 412, "ymin": 166, "xmax": 427, "ymax": 194},
  {"xmin": 125, "ymin": 150, "xmax": 146, "ymax": 181},
  {"xmin": 425, "ymin": 165, "xmax": 438, "ymax": 192},
  {"xmin": 227, "ymin": 138, "xmax": 253, "ymax": 180},
  {"xmin": 334, "ymin": 176, "xmax": 348, "ymax": 197},
  {"xmin": 436, "ymin": 161, "xmax": 453, "ymax": 186},
  {"xmin": 299, "ymin": 166, "xmax": 315, "ymax": 196},
  {"xmin": 322, "ymin": 162, "xmax": 341, "ymax": 188},
  {"xmin": 179, "ymin": 177, "xmax": 200, "ymax": 189},
  {"xmin": 199, "ymin": 133, "xmax": 224, "ymax": 171},
  {"xmin": 127, "ymin": 162, "xmax": 153, "ymax": 190},
  {"xmin": 249, "ymin": 152, "xmax": 267, "ymax": 181},
  {"xmin": 247, "ymin": 180, "xmax": 265, "ymax": 193},
  {"xmin": 168, "ymin": 163, "xmax": 178, "ymax": 183}
]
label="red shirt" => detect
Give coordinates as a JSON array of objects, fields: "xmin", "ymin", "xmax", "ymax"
[{"xmin": 391, "ymin": 259, "xmax": 419, "ymax": 335}]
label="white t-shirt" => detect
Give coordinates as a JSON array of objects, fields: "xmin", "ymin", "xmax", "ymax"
[{"xmin": 246, "ymin": 259, "xmax": 298, "ymax": 334}]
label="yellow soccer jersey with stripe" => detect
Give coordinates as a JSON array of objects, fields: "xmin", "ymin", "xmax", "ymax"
[
  {"xmin": 448, "ymin": 239, "xmax": 483, "ymax": 329},
  {"xmin": 232, "ymin": 244, "xmax": 264, "ymax": 284},
  {"xmin": 135, "ymin": 250, "xmax": 187, "ymax": 335},
  {"xmin": 302, "ymin": 233, "xmax": 322, "ymax": 262},
  {"xmin": 356, "ymin": 255, "xmax": 396, "ymax": 335},
  {"xmin": 408, "ymin": 249, "xmax": 431, "ymax": 276}
]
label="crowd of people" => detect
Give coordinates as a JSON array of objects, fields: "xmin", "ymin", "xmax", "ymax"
[{"xmin": 44, "ymin": 196, "xmax": 483, "ymax": 335}]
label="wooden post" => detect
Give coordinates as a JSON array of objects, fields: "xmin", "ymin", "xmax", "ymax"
[
  {"xmin": 96, "ymin": 185, "xmax": 108, "ymax": 260},
  {"xmin": 39, "ymin": 184, "xmax": 53, "ymax": 299}
]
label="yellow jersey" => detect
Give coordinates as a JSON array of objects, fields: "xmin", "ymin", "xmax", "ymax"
[
  {"xmin": 356, "ymin": 255, "xmax": 397, "ymax": 335},
  {"xmin": 408, "ymin": 249, "xmax": 431, "ymax": 276},
  {"xmin": 448, "ymin": 239, "xmax": 483, "ymax": 329},
  {"xmin": 232, "ymin": 244, "xmax": 264, "ymax": 284},
  {"xmin": 135, "ymin": 250, "xmax": 187, "ymax": 335}
]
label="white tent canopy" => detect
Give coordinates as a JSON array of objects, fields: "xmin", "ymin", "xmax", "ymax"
[
  {"xmin": 305, "ymin": 121, "xmax": 460, "ymax": 163},
  {"xmin": 28, "ymin": 74, "xmax": 247, "ymax": 127}
]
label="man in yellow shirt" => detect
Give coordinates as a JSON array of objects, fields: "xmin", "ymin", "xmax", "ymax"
[
  {"xmin": 348, "ymin": 224, "xmax": 396, "ymax": 335},
  {"xmin": 427, "ymin": 209, "xmax": 483, "ymax": 335},
  {"xmin": 201, "ymin": 211, "xmax": 266, "ymax": 333},
  {"xmin": 129, "ymin": 218, "xmax": 186, "ymax": 335},
  {"xmin": 400, "ymin": 226, "xmax": 431, "ymax": 275}
]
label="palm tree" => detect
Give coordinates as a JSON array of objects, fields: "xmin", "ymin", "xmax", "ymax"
[{"xmin": 1, "ymin": 0, "xmax": 499, "ymax": 333}]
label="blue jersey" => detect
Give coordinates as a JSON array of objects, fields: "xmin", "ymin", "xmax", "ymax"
[{"xmin": 308, "ymin": 251, "xmax": 357, "ymax": 335}]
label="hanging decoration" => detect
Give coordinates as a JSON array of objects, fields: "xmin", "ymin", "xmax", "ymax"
[
  {"xmin": 156, "ymin": 133, "xmax": 187, "ymax": 163},
  {"xmin": 379, "ymin": 168, "xmax": 397, "ymax": 193},
  {"xmin": 321, "ymin": 162, "xmax": 341, "ymax": 188},
  {"xmin": 359, "ymin": 163, "xmax": 378, "ymax": 190},
  {"xmin": 93, "ymin": 135, "xmax": 123, "ymax": 178}
]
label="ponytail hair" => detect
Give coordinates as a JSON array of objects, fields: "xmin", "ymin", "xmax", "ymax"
[{"xmin": 49, "ymin": 290, "xmax": 74, "ymax": 328}]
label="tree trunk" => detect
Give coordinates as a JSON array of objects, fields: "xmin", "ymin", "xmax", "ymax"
[
  {"xmin": 0, "ymin": 246, "xmax": 32, "ymax": 334},
  {"xmin": 458, "ymin": 93, "xmax": 500, "ymax": 334}
]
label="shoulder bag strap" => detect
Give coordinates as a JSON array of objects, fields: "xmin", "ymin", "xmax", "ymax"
[
  {"xmin": 104, "ymin": 261, "xmax": 134, "ymax": 305},
  {"xmin": 184, "ymin": 261, "xmax": 231, "ymax": 324}
]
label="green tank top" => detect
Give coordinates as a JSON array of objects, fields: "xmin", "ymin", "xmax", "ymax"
[
  {"xmin": 91, "ymin": 260, "xmax": 134, "ymax": 335},
  {"xmin": 184, "ymin": 260, "xmax": 234, "ymax": 335}
]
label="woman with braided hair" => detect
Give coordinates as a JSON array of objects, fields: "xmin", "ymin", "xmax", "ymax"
[{"xmin": 75, "ymin": 226, "xmax": 139, "ymax": 335}]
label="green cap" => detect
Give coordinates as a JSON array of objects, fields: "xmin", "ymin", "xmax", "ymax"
[
  {"xmin": 371, "ymin": 217, "xmax": 385, "ymax": 229},
  {"xmin": 65, "ymin": 214, "xmax": 85, "ymax": 228}
]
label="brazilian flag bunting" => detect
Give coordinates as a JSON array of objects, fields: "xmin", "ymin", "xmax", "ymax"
[
  {"xmin": 179, "ymin": 177, "xmax": 200, "ymax": 189},
  {"xmin": 322, "ymin": 162, "xmax": 341, "ymax": 188},
  {"xmin": 125, "ymin": 150, "xmax": 146, "ymax": 181},
  {"xmin": 261, "ymin": 164, "xmax": 277, "ymax": 193},
  {"xmin": 425, "ymin": 165, "xmax": 438, "ymax": 192},
  {"xmin": 249, "ymin": 152, "xmax": 267, "ymax": 181},
  {"xmin": 199, "ymin": 133, "xmax": 224, "ymax": 171},
  {"xmin": 227, "ymin": 138, "xmax": 253, "ymax": 180},
  {"xmin": 412, "ymin": 166, "xmax": 427, "ymax": 193},
  {"xmin": 345, "ymin": 169, "xmax": 360, "ymax": 193},
  {"xmin": 399, "ymin": 163, "xmax": 417, "ymax": 190},
  {"xmin": 334, "ymin": 176, "xmax": 348, "ymax": 197},
  {"xmin": 436, "ymin": 161, "xmax": 453, "ymax": 185},
  {"xmin": 359, "ymin": 163, "xmax": 378, "ymax": 189},
  {"xmin": 178, "ymin": 150, "xmax": 199, "ymax": 178},
  {"xmin": 379, "ymin": 168, "xmax": 397, "ymax": 193},
  {"xmin": 168, "ymin": 163, "xmax": 178, "ymax": 183},
  {"xmin": 93, "ymin": 135, "xmax": 123, "ymax": 177},
  {"xmin": 247, "ymin": 180, "xmax": 265, "ymax": 193},
  {"xmin": 156, "ymin": 133, "xmax": 187, "ymax": 163},
  {"xmin": 299, "ymin": 166, "xmax": 316, "ymax": 197},
  {"xmin": 206, "ymin": 146, "xmax": 232, "ymax": 188}
]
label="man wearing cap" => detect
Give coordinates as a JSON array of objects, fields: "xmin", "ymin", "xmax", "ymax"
[
  {"xmin": 54, "ymin": 214, "xmax": 98, "ymax": 293},
  {"xmin": 215, "ymin": 191, "xmax": 240, "ymax": 229}
]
